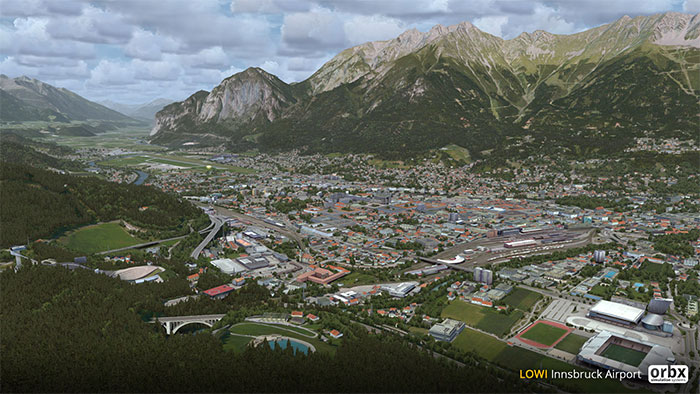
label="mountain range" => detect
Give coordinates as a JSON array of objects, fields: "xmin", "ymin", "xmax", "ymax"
[
  {"xmin": 0, "ymin": 75, "xmax": 134, "ymax": 124},
  {"xmin": 99, "ymin": 98, "xmax": 174, "ymax": 124},
  {"xmin": 150, "ymin": 12, "xmax": 699, "ymax": 160}
]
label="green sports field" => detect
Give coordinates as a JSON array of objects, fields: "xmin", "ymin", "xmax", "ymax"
[
  {"xmin": 600, "ymin": 344, "xmax": 647, "ymax": 367},
  {"xmin": 554, "ymin": 333, "xmax": 589, "ymax": 354},
  {"xmin": 451, "ymin": 327, "xmax": 507, "ymax": 360},
  {"xmin": 58, "ymin": 222, "xmax": 145, "ymax": 254},
  {"xmin": 519, "ymin": 322, "xmax": 568, "ymax": 346},
  {"xmin": 449, "ymin": 328, "xmax": 636, "ymax": 393},
  {"xmin": 502, "ymin": 287, "xmax": 542, "ymax": 311},
  {"xmin": 441, "ymin": 300, "xmax": 524, "ymax": 337}
]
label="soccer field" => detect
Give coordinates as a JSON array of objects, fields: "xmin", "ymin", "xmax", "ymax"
[
  {"xmin": 58, "ymin": 221, "xmax": 144, "ymax": 254},
  {"xmin": 442, "ymin": 300, "xmax": 524, "ymax": 337},
  {"xmin": 519, "ymin": 322, "xmax": 568, "ymax": 346},
  {"xmin": 600, "ymin": 344, "xmax": 647, "ymax": 367},
  {"xmin": 554, "ymin": 333, "xmax": 589, "ymax": 354},
  {"xmin": 502, "ymin": 288, "xmax": 542, "ymax": 311}
]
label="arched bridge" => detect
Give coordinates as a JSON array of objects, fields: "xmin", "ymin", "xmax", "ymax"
[{"xmin": 150, "ymin": 314, "xmax": 226, "ymax": 335}]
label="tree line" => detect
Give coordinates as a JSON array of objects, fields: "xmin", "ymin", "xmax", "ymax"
[
  {"xmin": 1, "ymin": 264, "xmax": 537, "ymax": 393},
  {"xmin": 0, "ymin": 161, "xmax": 206, "ymax": 247}
]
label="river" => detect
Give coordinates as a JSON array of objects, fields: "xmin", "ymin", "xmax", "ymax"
[{"xmin": 133, "ymin": 170, "xmax": 149, "ymax": 185}]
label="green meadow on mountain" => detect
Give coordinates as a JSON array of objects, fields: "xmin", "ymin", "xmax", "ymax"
[{"xmin": 150, "ymin": 12, "xmax": 699, "ymax": 160}]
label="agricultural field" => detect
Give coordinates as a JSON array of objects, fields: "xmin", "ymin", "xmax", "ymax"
[
  {"xmin": 554, "ymin": 333, "xmax": 589, "ymax": 354},
  {"xmin": 441, "ymin": 300, "xmax": 524, "ymax": 337},
  {"xmin": 519, "ymin": 322, "xmax": 568, "ymax": 347},
  {"xmin": 502, "ymin": 288, "xmax": 542, "ymax": 311},
  {"xmin": 58, "ymin": 221, "xmax": 144, "ymax": 254}
]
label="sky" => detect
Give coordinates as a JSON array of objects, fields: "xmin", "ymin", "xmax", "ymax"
[{"xmin": 1, "ymin": 0, "xmax": 697, "ymax": 105}]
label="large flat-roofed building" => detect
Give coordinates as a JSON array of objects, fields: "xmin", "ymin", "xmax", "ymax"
[
  {"xmin": 577, "ymin": 331, "xmax": 675, "ymax": 376},
  {"xmin": 203, "ymin": 284, "xmax": 235, "ymax": 299},
  {"xmin": 210, "ymin": 258, "xmax": 247, "ymax": 274},
  {"xmin": 588, "ymin": 300, "xmax": 645, "ymax": 326},
  {"xmin": 429, "ymin": 319, "xmax": 465, "ymax": 342},
  {"xmin": 381, "ymin": 282, "xmax": 418, "ymax": 298},
  {"xmin": 296, "ymin": 265, "xmax": 350, "ymax": 285},
  {"xmin": 237, "ymin": 256, "xmax": 269, "ymax": 270}
]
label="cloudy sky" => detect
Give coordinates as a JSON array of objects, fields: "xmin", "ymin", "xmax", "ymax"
[{"xmin": 1, "ymin": 0, "xmax": 697, "ymax": 104}]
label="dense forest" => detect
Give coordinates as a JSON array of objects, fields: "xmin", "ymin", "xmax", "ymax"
[
  {"xmin": 0, "ymin": 161, "xmax": 206, "ymax": 247},
  {"xmin": 0, "ymin": 132, "xmax": 81, "ymax": 170},
  {"xmin": 1, "ymin": 265, "xmax": 537, "ymax": 393}
]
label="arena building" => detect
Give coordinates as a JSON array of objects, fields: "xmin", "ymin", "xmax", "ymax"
[
  {"xmin": 588, "ymin": 300, "xmax": 645, "ymax": 326},
  {"xmin": 577, "ymin": 331, "xmax": 675, "ymax": 376}
]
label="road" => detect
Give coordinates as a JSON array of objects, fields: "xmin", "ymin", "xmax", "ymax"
[
  {"xmin": 208, "ymin": 204, "xmax": 306, "ymax": 247},
  {"xmin": 191, "ymin": 214, "xmax": 225, "ymax": 259},
  {"xmin": 97, "ymin": 234, "xmax": 190, "ymax": 255}
]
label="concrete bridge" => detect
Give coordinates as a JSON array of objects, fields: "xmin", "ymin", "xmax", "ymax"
[{"xmin": 150, "ymin": 314, "xmax": 226, "ymax": 335}]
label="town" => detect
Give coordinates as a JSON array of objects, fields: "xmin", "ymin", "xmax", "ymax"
[{"xmin": 5, "ymin": 141, "xmax": 698, "ymax": 393}]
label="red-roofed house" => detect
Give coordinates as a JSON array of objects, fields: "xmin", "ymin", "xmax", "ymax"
[
  {"xmin": 329, "ymin": 329, "xmax": 343, "ymax": 339},
  {"xmin": 203, "ymin": 284, "xmax": 234, "ymax": 299}
]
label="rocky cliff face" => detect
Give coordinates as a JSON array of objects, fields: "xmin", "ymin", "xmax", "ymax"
[
  {"xmin": 150, "ymin": 12, "xmax": 699, "ymax": 157},
  {"xmin": 150, "ymin": 68, "xmax": 296, "ymax": 138}
]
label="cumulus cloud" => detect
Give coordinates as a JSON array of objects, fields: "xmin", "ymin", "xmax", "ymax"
[
  {"xmin": 0, "ymin": 17, "xmax": 95, "ymax": 59},
  {"xmin": 344, "ymin": 15, "xmax": 406, "ymax": 45},
  {"xmin": 45, "ymin": 5, "xmax": 134, "ymax": 44},
  {"xmin": 124, "ymin": 29, "xmax": 181, "ymax": 61},
  {"xmin": 281, "ymin": 8, "xmax": 347, "ymax": 56},
  {"xmin": 684, "ymin": 0, "xmax": 700, "ymax": 12}
]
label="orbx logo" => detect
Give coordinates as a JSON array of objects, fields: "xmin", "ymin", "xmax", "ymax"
[{"xmin": 647, "ymin": 365, "xmax": 688, "ymax": 384}]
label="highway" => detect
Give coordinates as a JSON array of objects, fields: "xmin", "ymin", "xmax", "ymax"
[
  {"xmin": 97, "ymin": 234, "xmax": 190, "ymax": 255},
  {"xmin": 191, "ymin": 214, "xmax": 225, "ymax": 259},
  {"xmin": 207, "ymin": 204, "xmax": 306, "ymax": 247}
]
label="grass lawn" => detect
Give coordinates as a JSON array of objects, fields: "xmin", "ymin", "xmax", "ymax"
[
  {"xmin": 493, "ymin": 346, "xmax": 639, "ymax": 393},
  {"xmin": 452, "ymin": 328, "xmax": 506, "ymax": 360},
  {"xmin": 554, "ymin": 333, "xmax": 589, "ymax": 354},
  {"xmin": 520, "ymin": 322, "xmax": 568, "ymax": 346},
  {"xmin": 229, "ymin": 323, "xmax": 334, "ymax": 354},
  {"xmin": 368, "ymin": 159, "xmax": 409, "ymax": 169},
  {"xmin": 441, "ymin": 144, "xmax": 471, "ymax": 162},
  {"xmin": 222, "ymin": 333, "xmax": 252, "ymax": 353},
  {"xmin": 600, "ymin": 344, "xmax": 647, "ymax": 367},
  {"xmin": 442, "ymin": 300, "xmax": 524, "ymax": 337},
  {"xmin": 408, "ymin": 327, "xmax": 428, "ymax": 336},
  {"xmin": 58, "ymin": 221, "xmax": 144, "ymax": 254},
  {"xmin": 502, "ymin": 288, "xmax": 542, "ymax": 311},
  {"xmin": 97, "ymin": 156, "xmax": 150, "ymax": 167},
  {"xmin": 339, "ymin": 271, "xmax": 379, "ymax": 286}
]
